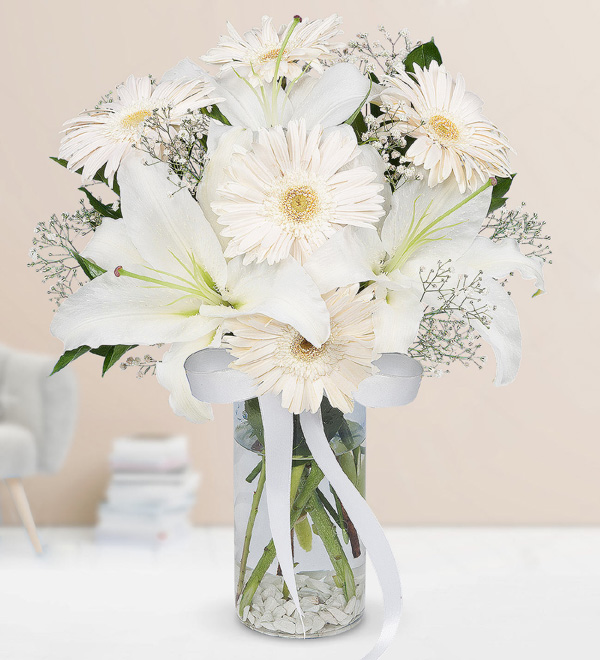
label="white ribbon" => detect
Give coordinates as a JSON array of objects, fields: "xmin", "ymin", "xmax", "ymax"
[
  {"xmin": 185, "ymin": 348, "xmax": 422, "ymax": 658},
  {"xmin": 258, "ymin": 393, "xmax": 304, "ymax": 629}
]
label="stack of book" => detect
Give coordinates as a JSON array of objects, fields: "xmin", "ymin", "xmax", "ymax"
[{"xmin": 95, "ymin": 435, "xmax": 199, "ymax": 545}]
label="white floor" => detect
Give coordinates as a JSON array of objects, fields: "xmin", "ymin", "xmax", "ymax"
[{"xmin": 0, "ymin": 527, "xmax": 599, "ymax": 660}]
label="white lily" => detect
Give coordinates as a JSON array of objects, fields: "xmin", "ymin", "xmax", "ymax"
[
  {"xmin": 162, "ymin": 58, "xmax": 371, "ymax": 132},
  {"xmin": 50, "ymin": 155, "xmax": 330, "ymax": 422},
  {"xmin": 305, "ymin": 174, "xmax": 545, "ymax": 385}
]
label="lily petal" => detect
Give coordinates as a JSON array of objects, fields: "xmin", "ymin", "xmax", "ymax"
[
  {"xmin": 50, "ymin": 273, "xmax": 219, "ymax": 350},
  {"xmin": 118, "ymin": 155, "xmax": 228, "ymax": 290},
  {"xmin": 198, "ymin": 125, "xmax": 252, "ymax": 247},
  {"xmin": 81, "ymin": 217, "xmax": 144, "ymax": 272},
  {"xmin": 289, "ymin": 63, "xmax": 371, "ymax": 129},
  {"xmin": 455, "ymin": 237, "xmax": 545, "ymax": 292},
  {"xmin": 381, "ymin": 174, "xmax": 492, "ymax": 277},
  {"xmin": 156, "ymin": 338, "xmax": 216, "ymax": 424},
  {"xmin": 373, "ymin": 288, "xmax": 425, "ymax": 354},
  {"xmin": 204, "ymin": 257, "xmax": 331, "ymax": 348},
  {"xmin": 304, "ymin": 227, "xmax": 385, "ymax": 293},
  {"xmin": 471, "ymin": 277, "xmax": 522, "ymax": 386}
]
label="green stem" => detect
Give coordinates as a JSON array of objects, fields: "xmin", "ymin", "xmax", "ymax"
[
  {"xmin": 330, "ymin": 487, "xmax": 350, "ymax": 544},
  {"xmin": 245, "ymin": 461, "xmax": 262, "ymax": 484},
  {"xmin": 270, "ymin": 16, "xmax": 301, "ymax": 123},
  {"xmin": 238, "ymin": 462, "xmax": 324, "ymax": 616},
  {"xmin": 307, "ymin": 492, "xmax": 356, "ymax": 601},
  {"xmin": 236, "ymin": 457, "xmax": 266, "ymax": 600}
]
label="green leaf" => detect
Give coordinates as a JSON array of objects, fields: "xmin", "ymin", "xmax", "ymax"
[
  {"xmin": 349, "ymin": 111, "xmax": 368, "ymax": 142},
  {"xmin": 244, "ymin": 398, "xmax": 265, "ymax": 444},
  {"xmin": 50, "ymin": 157, "xmax": 120, "ymax": 195},
  {"xmin": 78, "ymin": 187, "xmax": 122, "ymax": 219},
  {"xmin": 71, "ymin": 252, "xmax": 106, "ymax": 280},
  {"xmin": 50, "ymin": 346, "xmax": 91, "ymax": 375},
  {"xmin": 488, "ymin": 174, "xmax": 516, "ymax": 213},
  {"xmin": 201, "ymin": 105, "xmax": 231, "ymax": 126},
  {"xmin": 403, "ymin": 39, "xmax": 442, "ymax": 74},
  {"xmin": 51, "ymin": 343, "xmax": 137, "ymax": 377},
  {"xmin": 99, "ymin": 344, "xmax": 137, "ymax": 376},
  {"xmin": 294, "ymin": 515, "xmax": 313, "ymax": 552},
  {"xmin": 320, "ymin": 398, "xmax": 345, "ymax": 441},
  {"xmin": 90, "ymin": 344, "xmax": 138, "ymax": 375}
]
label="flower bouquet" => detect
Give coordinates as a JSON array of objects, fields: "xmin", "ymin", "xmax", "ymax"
[{"xmin": 34, "ymin": 14, "xmax": 551, "ymax": 658}]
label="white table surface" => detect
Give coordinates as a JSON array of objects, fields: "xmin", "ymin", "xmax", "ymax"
[{"xmin": 1, "ymin": 527, "xmax": 599, "ymax": 660}]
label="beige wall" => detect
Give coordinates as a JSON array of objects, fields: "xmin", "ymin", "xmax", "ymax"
[{"xmin": 1, "ymin": 0, "xmax": 598, "ymax": 526}]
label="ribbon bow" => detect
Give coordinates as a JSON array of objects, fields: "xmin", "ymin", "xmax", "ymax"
[{"xmin": 185, "ymin": 348, "xmax": 422, "ymax": 659}]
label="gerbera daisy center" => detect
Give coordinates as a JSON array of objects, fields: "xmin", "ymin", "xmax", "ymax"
[
  {"xmin": 293, "ymin": 336, "xmax": 327, "ymax": 361},
  {"xmin": 281, "ymin": 185, "xmax": 320, "ymax": 223},
  {"xmin": 121, "ymin": 109, "xmax": 152, "ymax": 129},
  {"xmin": 427, "ymin": 114, "xmax": 460, "ymax": 143},
  {"xmin": 257, "ymin": 46, "xmax": 287, "ymax": 63}
]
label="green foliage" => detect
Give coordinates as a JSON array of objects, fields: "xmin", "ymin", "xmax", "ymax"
[
  {"xmin": 50, "ymin": 346, "xmax": 91, "ymax": 375},
  {"xmin": 488, "ymin": 174, "xmax": 515, "ymax": 213},
  {"xmin": 71, "ymin": 252, "xmax": 106, "ymax": 280},
  {"xmin": 349, "ymin": 111, "xmax": 368, "ymax": 143},
  {"xmin": 51, "ymin": 344, "xmax": 137, "ymax": 376},
  {"xmin": 90, "ymin": 344, "xmax": 138, "ymax": 376},
  {"xmin": 403, "ymin": 39, "xmax": 442, "ymax": 74},
  {"xmin": 50, "ymin": 157, "xmax": 121, "ymax": 196},
  {"xmin": 201, "ymin": 105, "xmax": 231, "ymax": 126},
  {"xmin": 78, "ymin": 187, "xmax": 122, "ymax": 219}
]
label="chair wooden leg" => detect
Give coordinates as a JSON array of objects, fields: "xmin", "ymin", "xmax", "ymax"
[{"xmin": 4, "ymin": 478, "xmax": 43, "ymax": 554}]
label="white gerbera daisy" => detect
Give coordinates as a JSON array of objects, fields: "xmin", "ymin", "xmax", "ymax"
[
  {"xmin": 202, "ymin": 14, "xmax": 343, "ymax": 86},
  {"xmin": 379, "ymin": 61, "xmax": 512, "ymax": 193},
  {"xmin": 212, "ymin": 119, "xmax": 385, "ymax": 264},
  {"xmin": 59, "ymin": 75, "xmax": 220, "ymax": 184},
  {"xmin": 225, "ymin": 285, "xmax": 378, "ymax": 414}
]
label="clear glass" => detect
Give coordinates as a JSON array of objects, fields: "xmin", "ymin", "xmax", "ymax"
[{"xmin": 233, "ymin": 398, "xmax": 367, "ymax": 638}]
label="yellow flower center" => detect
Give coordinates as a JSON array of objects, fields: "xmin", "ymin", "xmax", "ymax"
[
  {"xmin": 258, "ymin": 46, "xmax": 287, "ymax": 63},
  {"xmin": 427, "ymin": 114, "xmax": 460, "ymax": 143},
  {"xmin": 282, "ymin": 186, "xmax": 319, "ymax": 223},
  {"xmin": 121, "ymin": 109, "xmax": 152, "ymax": 129},
  {"xmin": 292, "ymin": 337, "xmax": 327, "ymax": 362}
]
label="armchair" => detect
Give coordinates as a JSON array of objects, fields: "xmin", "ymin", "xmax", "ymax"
[{"xmin": 0, "ymin": 344, "xmax": 77, "ymax": 553}]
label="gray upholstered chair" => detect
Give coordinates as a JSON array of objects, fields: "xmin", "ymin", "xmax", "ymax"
[{"xmin": 0, "ymin": 344, "xmax": 77, "ymax": 553}]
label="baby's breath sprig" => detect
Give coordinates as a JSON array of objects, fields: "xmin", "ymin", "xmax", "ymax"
[
  {"xmin": 479, "ymin": 203, "xmax": 552, "ymax": 263},
  {"xmin": 410, "ymin": 260, "xmax": 491, "ymax": 375},
  {"xmin": 342, "ymin": 26, "xmax": 412, "ymax": 76},
  {"xmin": 137, "ymin": 105, "xmax": 210, "ymax": 196},
  {"xmin": 119, "ymin": 354, "xmax": 159, "ymax": 378},
  {"xmin": 28, "ymin": 201, "xmax": 103, "ymax": 310}
]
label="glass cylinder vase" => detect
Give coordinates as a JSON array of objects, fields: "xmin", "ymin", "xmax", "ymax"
[{"xmin": 233, "ymin": 397, "xmax": 367, "ymax": 638}]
